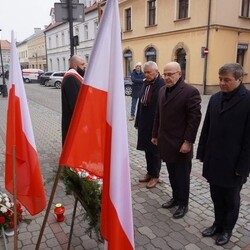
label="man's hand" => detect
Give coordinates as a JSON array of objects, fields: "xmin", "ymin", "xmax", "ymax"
[
  {"xmin": 180, "ymin": 140, "xmax": 192, "ymax": 153},
  {"xmin": 151, "ymin": 138, "xmax": 158, "ymax": 145}
]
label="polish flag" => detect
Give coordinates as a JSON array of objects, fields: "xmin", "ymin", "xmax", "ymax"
[
  {"xmin": 59, "ymin": 0, "xmax": 134, "ymax": 249},
  {"xmin": 5, "ymin": 32, "xmax": 46, "ymax": 215}
]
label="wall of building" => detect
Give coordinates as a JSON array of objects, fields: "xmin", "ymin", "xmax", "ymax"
[{"xmin": 119, "ymin": 0, "xmax": 250, "ymax": 94}]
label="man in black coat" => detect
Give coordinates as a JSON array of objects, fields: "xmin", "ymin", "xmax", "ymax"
[
  {"xmin": 135, "ymin": 61, "xmax": 164, "ymax": 189},
  {"xmin": 152, "ymin": 62, "xmax": 201, "ymax": 219},
  {"xmin": 61, "ymin": 55, "xmax": 85, "ymax": 145},
  {"xmin": 197, "ymin": 63, "xmax": 250, "ymax": 246}
]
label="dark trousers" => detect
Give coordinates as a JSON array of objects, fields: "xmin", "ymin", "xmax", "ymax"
[
  {"xmin": 210, "ymin": 184, "xmax": 242, "ymax": 233},
  {"xmin": 166, "ymin": 161, "xmax": 191, "ymax": 206},
  {"xmin": 145, "ymin": 151, "xmax": 161, "ymax": 178}
]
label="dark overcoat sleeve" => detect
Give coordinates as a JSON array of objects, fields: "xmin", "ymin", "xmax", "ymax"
[
  {"xmin": 236, "ymin": 109, "xmax": 250, "ymax": 177},
  {"xmin": 196, "ymin": 101, "xmax": 211, "ymax": 162},
  {"xmin": 184, "ymin": 87, "xmax": 202, "ymax": 143}
]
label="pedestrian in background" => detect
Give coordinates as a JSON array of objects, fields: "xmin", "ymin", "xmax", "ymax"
[
  {"xmin": 135, "ymin": 61, "xmax": 164, "ymax": 189},
  {"xmin": 152, "ymin": 61, "xmax": 201, "ymax": 219},
  {"xmin": 197, "ymin": 63, "xmax": 250, "ymax": 246},
  {"xmin": 129, "ymin": 62, "xmax": 144, "ymax": 121},
  {"xmin": 61, "ymin": 55, "xmax": 86, "ymax": 145}
]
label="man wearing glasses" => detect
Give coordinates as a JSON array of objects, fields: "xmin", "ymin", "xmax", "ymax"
[{"xmin": 152, "ymin": 61, "xmax": 201, "ymax": 218}]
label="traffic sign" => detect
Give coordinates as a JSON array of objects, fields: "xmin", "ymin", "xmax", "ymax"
[{"xmin": 54, "ymin": 3, "xmax": 85, "ymax": 22}]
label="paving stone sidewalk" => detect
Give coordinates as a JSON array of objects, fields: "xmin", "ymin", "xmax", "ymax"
[{"xmin": 0, "ymin": 85, "xmax": 249, "ymax": 249}]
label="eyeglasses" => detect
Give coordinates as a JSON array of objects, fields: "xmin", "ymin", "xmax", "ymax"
[{"xmin": 162, "ymin": 71, "xmax": 179, "ymax": 78}]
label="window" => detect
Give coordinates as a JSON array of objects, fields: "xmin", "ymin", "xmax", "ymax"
[
  {"xmin": 48, "ymin": 37, "xmax": 52, "ymax": 49},
  {"xmin": 50, "ymin": 58, "xmax": 53, "ymax": 71},
  {"xmin": 57, "ymin": 58, "xmax": 60, "ymax": 71},
  {"xmin": 237, "ymin": 44, "xmax": 248, "ymax": 66},
  {"xmin": 145, "ymin": 47, "xmax": 156, "ymax": 62},
  {"xmin": 85, "ymin": 54, "xmax": 89, "ymax": 63},
  {"xmin": 125, "ymin": 8, "xmax": 132, "ymax": 31},
  {"xmin": 148, "ymin": 0, "xmax": 156, "ymax": 26},
  {"xmin": 62, "ymin": 32, "xmax": 65, "ymax": 46},
  {"xmin": 176, "ymin": 48, "xmax": 186, "ymax": 79},
  {"xmin": 123, "ymin": 49, "xmax": 133, "ymax": 77},
  {"xmin": 63, "ymin": 57, "xmax": 66, "ymax": 71},
  {"xmin": 94, "ymin": 21, "xmax": 99, "ymax": 37},
  {"xmin": 178, "ymin": 0, "xmax": 189, "ymax": 19},
  {"xmin": 241, "ymin": 0, "xmax": 250, "ymax": 17},
  {"xmin": 56, "ymin": 35, "xmax": 59, "ymax": 47},
  {"xmin": 84, "ymin": 24, "xmax": 89, "ymax": 40}
]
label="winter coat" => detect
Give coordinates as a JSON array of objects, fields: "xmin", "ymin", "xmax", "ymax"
[
  {"xmin": 131, "ymin": 69, "xmax": 144, "ymax": 98},
  {"xmin": 135, "ymin": 74, "xmax": 164, "ymax": 152},
  {"xmin": 197, "ymin": 84, "xmax": 250, "ymax": 187},
  {"xmin": 152, "ymin": 78, "xmax": 201, "ymax": 163}
]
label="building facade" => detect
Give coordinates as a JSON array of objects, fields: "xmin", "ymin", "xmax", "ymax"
[
  {"xmin": 17, "ymin": 28, "xmax": 47, "ymax": 71},
  {"xmin": 119, "ymin": 0, "xmax": 250, "ymax": 94},
  {"xmin": 0, "ymin": 40, "xmax": 11, "ymax": 71},
  {"xmin": 45, "ymin": 2, "xmax": 99, "ymax": 72}
]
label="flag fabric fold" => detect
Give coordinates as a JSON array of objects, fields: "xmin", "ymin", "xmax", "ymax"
[
  {"xmin": 59, "ymin": 0, "xmax": 134, "ymax": 248},
  {"xmin": 5, "ymin": 31, "xmax": 46, "ymax": 216}
]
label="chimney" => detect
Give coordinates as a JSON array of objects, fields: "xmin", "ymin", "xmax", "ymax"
[{"xmin": 34, "ymin": 28, "xmax": 42, "ymax": 34}]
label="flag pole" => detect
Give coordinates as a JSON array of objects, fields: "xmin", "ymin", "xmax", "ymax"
[
  {"xmin": 35, "ymin": 166, "xmax": 62, "ymax": 250},
  {"xmin": 12, "ymin": 146, "xmax": 18, "ymax": 250}
]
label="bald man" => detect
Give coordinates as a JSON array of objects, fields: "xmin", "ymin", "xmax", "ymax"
[
  {"xmin": 152, "ymin": 62, "xmax": 201, "ymax": 218},
  {"xmin": 61, "ymin": 55, "xmax": 86, "ymax": 145}
]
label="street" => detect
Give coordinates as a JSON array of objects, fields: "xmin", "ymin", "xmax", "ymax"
[{"xmin": 0, "ymin": 83, "xmax": 249, "ymax": 249}]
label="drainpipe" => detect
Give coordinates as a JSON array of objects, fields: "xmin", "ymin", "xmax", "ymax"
[
  {"xmin": 202, "ymin": 0, "xmax": 212, "ymax": 95},
  {"xmin": 44, "ymin": 31, "xmax": 48, "ymax": 71}
]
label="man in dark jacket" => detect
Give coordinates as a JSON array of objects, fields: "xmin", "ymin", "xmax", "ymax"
[
  {"xmin": 152, "ymin": 62, "xmax": 201, "ymax": 219},
  {"xmin": 135, "ymin": 61, "xmax": 164, "ymax": 189},
  {"xmin": 129, "ymin": 62, "xmax": 144, "ymax": 121},
  {"xmin": 197, "ymin": 63, "xmax": 250, "ymax": 246},
  {"xmin": 61, "ymin": 55, "xmax": 85, "ymax": 145}
]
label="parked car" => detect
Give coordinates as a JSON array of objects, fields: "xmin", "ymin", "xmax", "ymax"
[
  {"xmin": 46, "ymin": 71, "xmax": 66, "ymax": 89},
  {"xmin": 124, "ymin": 77, "xmax": 132, "ymax": 96},
  {"xmin": 39, "ymin": 71, "xmax": 54, "ymax": 85},
  {"xmin": 22, "ymin": 68, "xmax": 44, "ymax": 83}
]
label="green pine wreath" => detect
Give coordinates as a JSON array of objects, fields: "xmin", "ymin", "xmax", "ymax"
[{"xmin": 60, "ymin": 167, "xmax": 102, "ymax": 241}]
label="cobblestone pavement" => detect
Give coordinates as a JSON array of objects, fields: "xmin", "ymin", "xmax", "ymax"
[{"xmin": 0, "ymin": 83, "xmax": 249, "ymax": 249}]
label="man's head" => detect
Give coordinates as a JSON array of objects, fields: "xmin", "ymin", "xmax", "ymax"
[
  {"xmin": 143, "ymin": 61, "xmax": 159, "ymax": 81},
  {"xmin": 218, "ymin": 63, "xmax": 243, "ymax": 93},
  {"xmin": 162, "ymin": 62, "xmax": 182, "ymax": 88},
  {"xmin": 69, "ymin": 55, "xmax": 86, "ymax": 77}
]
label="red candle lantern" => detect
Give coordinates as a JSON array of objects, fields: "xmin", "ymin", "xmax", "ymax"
[{"xmin": 54, "ymin": 203, "xmax": 65, "ymax": 222}]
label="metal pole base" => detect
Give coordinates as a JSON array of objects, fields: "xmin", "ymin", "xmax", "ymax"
[{"xmin": 2, "ymin": 84, "xmax": 8, "ymax": 97}]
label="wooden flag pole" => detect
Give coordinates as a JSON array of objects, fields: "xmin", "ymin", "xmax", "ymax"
[
  {"xmin": 67, "ymin": 196, "xmax": 78, "ymax": 250},
  {"xmin": 12, "ymin": 146, "xmax": 18, "ymax": 250},
  {"xmin": 35, "ymin": 166, "xmax": 62, "ymax": 250}
]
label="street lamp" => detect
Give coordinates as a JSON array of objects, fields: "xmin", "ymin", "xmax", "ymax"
[{"xmin": 0, "ymin": 29, "xmax": 8, "ymax": 97}]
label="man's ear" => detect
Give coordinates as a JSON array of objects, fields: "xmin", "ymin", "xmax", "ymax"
[{"xmin": 238, "ymin": 76, "xmax": 243, "ymax": 82}]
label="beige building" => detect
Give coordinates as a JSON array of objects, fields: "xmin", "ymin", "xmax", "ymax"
[
  {"xmin": 18, "ymin": 28, "xmax": 47, "ymax": 71},
  {"xmin": 119, "ymin": 0, "xmax": 250, "ymax": 94}
]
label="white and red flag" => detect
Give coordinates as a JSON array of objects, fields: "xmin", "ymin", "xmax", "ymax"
[
  {"xmin": 5, "ymin": 32, "xmax": 46, "ymax": 215},
  {"xmin": 59, "ymin": 0, "xmax": 134, "ymax": 248}
]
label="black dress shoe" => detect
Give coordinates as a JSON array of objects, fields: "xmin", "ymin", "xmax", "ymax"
[
  {"xmin": 202, "ymin": 225, "xmax": 220, "ymax": 237},
  {"xmin": 216, "ymin": 232, "xmax": 232, "ymax": 246},
  {"xmin": 173, "ymin": 206, "xmax": 188, "ymax": 219},
  {"xmin": 162, "ymin": 199, "xmax": 178, "ymax": 209}
]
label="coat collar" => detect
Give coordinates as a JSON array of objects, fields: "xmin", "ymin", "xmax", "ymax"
[
  {"xmin": 163, "ymin": 78, "xmax": 185, "ymax": 105},
  {"xmin": 219, "ymin": 83, "xmax": 246, "ymax": 113}
]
